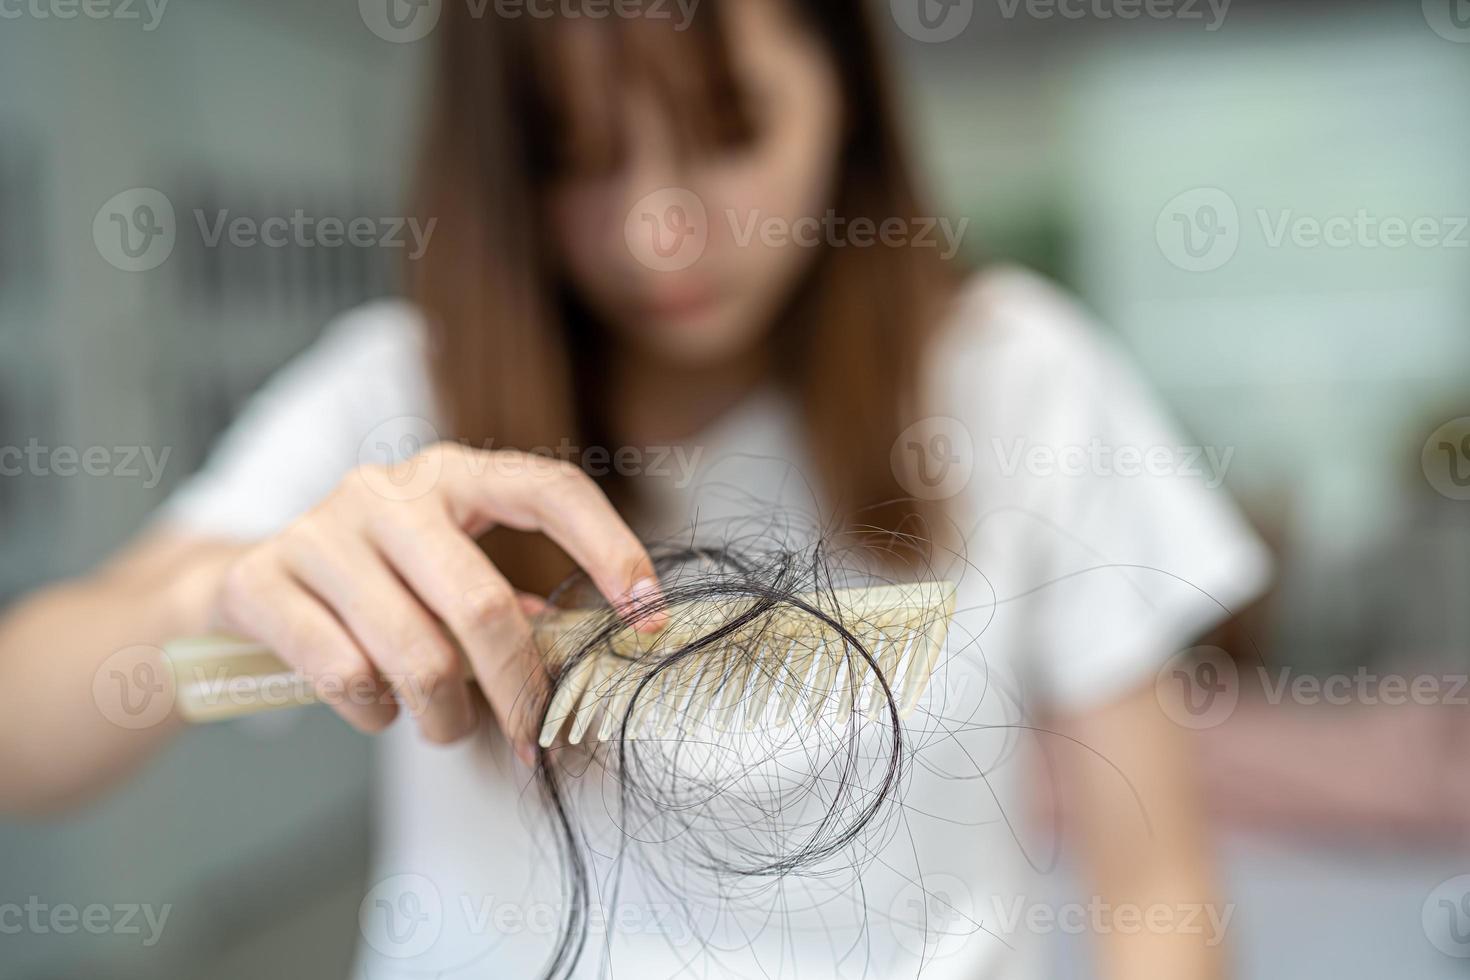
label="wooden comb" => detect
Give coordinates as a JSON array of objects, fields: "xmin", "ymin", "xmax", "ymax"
[{"xmin": 162, "ymin": 581, "xmax": 958, "ymax": 742}]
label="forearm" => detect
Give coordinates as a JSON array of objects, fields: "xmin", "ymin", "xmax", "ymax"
[
  {"xmin": 1089, "ymin": 863, "xmax": 1229, "ymax": 980},
  {"xmin": 1059, "ymin": 682, "xmax": 1231, "ymax": 980},
  {"xmin": 1083, "ymin": 784, "xmax": 1227, "ymax": 980},
  {"xmin": 0, "ymin": 534, "xmax": 243, "ymax": 814}
]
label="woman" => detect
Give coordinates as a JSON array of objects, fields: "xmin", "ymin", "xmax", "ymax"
[{"xmin": 0, "ymin": 1, "xmax": 1268, "ymax": 977}]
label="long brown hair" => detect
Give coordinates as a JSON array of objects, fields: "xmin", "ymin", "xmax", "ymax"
[{"xmin": 410, "ymin": 0, "xmax": 960, "ymax": 594}]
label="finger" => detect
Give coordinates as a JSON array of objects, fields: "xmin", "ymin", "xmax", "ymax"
[
  {"xmin": 370, "ymin": 507, "xmax": 545, "ymax": 762},
  {"xmin": 282, "ymin": 530, "xmax": 475, "ymax": 745},
  {"xmin": 225, "ymin": 569, "xmax": 398, "ymax": 733},
  {"xmin": 517, "ymin": 592, "xmax": 550, "ymax": 618},
  {"xmin": 447, "ymin": 456, "xmax": 667, "ymax": 630}
]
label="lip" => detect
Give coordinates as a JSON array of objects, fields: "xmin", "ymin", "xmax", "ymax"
[{"xmin": 638, "ymin": 283, "xmax": 721, "ymax": 321}]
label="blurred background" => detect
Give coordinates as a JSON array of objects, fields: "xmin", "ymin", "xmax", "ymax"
[{"xmin": 2, "ymin": 0, "xmax": 1468, "ymax": 977}]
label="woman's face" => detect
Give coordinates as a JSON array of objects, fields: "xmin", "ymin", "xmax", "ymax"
[{"xmin": 548, "ymin": 0, "xmax": 845, "ymax": 368}]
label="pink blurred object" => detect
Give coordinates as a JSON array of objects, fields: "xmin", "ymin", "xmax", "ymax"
[{"xmin": 1197, "ymin": 696, "xmax": 1470, "ymax": 842}]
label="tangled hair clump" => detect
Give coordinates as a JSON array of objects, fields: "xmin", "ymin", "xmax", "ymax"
[{"xmin": 528, "ymin": 524, "xmax": 942, "ymax": 980}]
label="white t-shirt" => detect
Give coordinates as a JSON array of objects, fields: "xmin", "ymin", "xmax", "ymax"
[{"xmin": 161, "ymin": 267, "xmax": 1269, "ymax": 980}]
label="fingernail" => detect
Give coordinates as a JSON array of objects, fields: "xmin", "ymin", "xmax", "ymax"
[{"xmin": 624, "ymin": 577, "xmax": 665, "ymax": 632}]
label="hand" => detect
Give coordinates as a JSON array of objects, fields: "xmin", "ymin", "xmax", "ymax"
[{"xmin": 208, "ymin": 443, "xmax": 664, "ymax": 761}]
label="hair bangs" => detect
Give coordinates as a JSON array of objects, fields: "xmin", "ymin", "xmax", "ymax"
[{"xmin": 516, "ymin": 3, "xmax": 757, "ymax": 180}]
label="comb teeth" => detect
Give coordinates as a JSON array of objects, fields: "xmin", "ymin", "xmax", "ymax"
[{"xmin": 536, "ymin": 581, "xmax": 957, "ymax": 748}]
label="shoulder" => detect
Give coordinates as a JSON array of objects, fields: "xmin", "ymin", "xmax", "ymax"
[
  {"xmin": 921, "ymin": 270, "xmax": 1272, "ymax": 709},
  {"xmin": 301, "ymin": 300, "xmax": 432, "ymax": 389},
  {"xmin": 323, "ymin": 299, "xmax": 427, "ymax": 352},
  {"xmin": 154, "ymin": 301, "xmax": 437, "ymax": 538},
  {"xmin": 927, "ymin": 264, "xmax": 1131, "ymax": 404},
  {"xmin": 275, "ymin": 300, "xmax": 438, "ymax": 429},
  {"xmin": 921, "ymin": 265, "xmax": 1148, "ymax": 465},
  {"xmin": 918, "ymin": 265, "xmax": 1232, "ymax": 521}
]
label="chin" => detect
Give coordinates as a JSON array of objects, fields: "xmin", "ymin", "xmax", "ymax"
[{"xmin": 640, "ymin": 305, "xmax": 765, "ymax": 367}]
